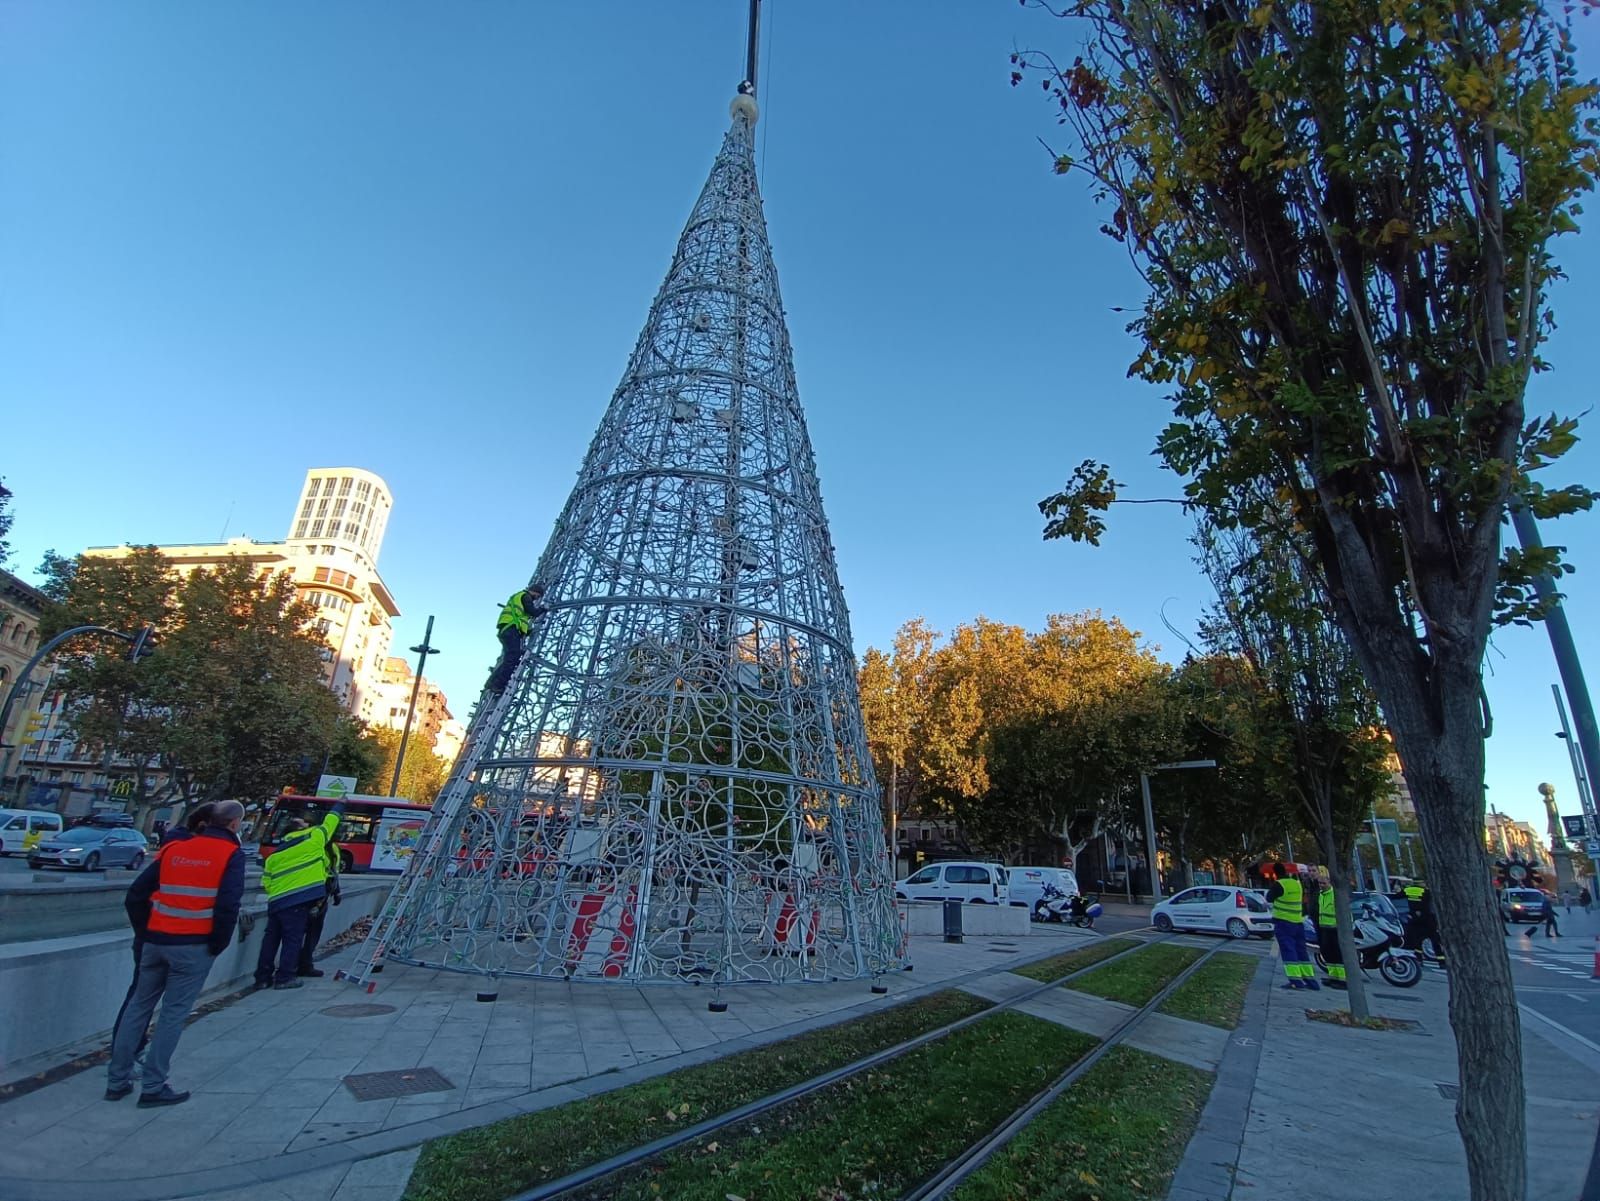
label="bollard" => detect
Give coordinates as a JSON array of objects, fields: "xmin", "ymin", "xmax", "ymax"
[{"xmin": 943, "ymin": 898, "xmax": 963, "ymax": 944}]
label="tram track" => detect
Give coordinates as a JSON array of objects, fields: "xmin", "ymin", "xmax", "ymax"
[
  {"xmin": 903, "ymin": 938, "xmax": 1229, "ymax": 1200},
  {"xmin": 506, "ymin": 928, "xmax": 1190, "ymax": 1201}
]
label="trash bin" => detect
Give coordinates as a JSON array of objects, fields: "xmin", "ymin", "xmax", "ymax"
[{"xmin": 942, "ymin": 898, "xmax": 963, "ymax": 943}]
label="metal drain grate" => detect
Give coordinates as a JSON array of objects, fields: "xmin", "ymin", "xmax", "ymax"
[
  {"xmin": 320, "ymin": 1004, "xmax": 397, "ymax": 1018},
  {"xmin": 1436, "ymin": 1083, "xmax": 1459, "ymax": 1100},
  {"xmin": 343, "ymin": 1067, "xmax": 456, "ymax": 1101},
  {"xmin": 1374, "ymin": 993, "xmax": 1422, "ymax": 1004}
]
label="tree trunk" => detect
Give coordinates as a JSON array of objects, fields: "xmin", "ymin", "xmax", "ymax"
[
  {"xmin": 1330, "ymin": 869, "xmax": 1371, "ymax": 1022},
  {"xmin": 1318, "ymin": 818, "xmax": 1369, "ymax": 1017},
  {"xmin": 1388, "ymin": 679, "xmax": 1524, "ymax": 1201}
]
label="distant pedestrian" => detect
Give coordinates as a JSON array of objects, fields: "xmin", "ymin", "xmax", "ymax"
[
  {"xmin": 109, "ymin": 804, "xmax": 217, "ymax": 1058},
  {"xmin": 1266, "ymin": 863, "xmax": 1318, "ymax": 991},
  {"xmin": 106, "ymin": 800, "xmax": 244, "ymax": 1107},
  {"xmin": 255, "ymin": 805, "xmax": 344, "ymax": 990},
  {"xmin": 1581, "ymin": 885, "xmax": 1593, "ymax": 911},
  {"xmin": 1524, "ymin": 892, "xmax": 1560, "ymax": 939}
]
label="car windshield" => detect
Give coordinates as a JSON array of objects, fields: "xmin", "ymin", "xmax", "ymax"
[{"xmin": 1508, "ymin": 890, "xmax": 1543, "ymax": 903}]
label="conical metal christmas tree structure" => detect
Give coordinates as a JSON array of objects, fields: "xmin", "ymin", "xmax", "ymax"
[{"xmin": 349, "ymin": 25, "xmax": 901, "ymax": 989}]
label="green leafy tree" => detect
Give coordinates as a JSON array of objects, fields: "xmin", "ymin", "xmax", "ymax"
[
  {"xmin": 1153, "ymin": 654, "xmax": 1299, "ymax": 883},
  {"xmin": 361, "ymin": 726, "xmax": 450, "ymax": 805},
  {"xmin": 857, "ymin": 618, "xmax": 940, "ymax": 850},
  {"xmin": 41, "ymin": 551, "xmax": 353, "ymax": 819},
  {"xmin": 1199, "ymin": 520, "xmax": 1394, "ymax": 1020},
  {"xmin": 37, "ymin": 548, "xmax": 178, "ymax": 803},
  {"xmin": 1015, "ymin": 1, "xmax": 1598, "ymax": 1186}
]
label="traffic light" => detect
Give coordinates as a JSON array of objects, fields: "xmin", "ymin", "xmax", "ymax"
[{"xmin": 125, "ymin": 624, "xmax": 158, "ymax": 663}]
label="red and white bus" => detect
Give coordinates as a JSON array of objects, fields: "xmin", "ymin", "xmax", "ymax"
[{"xmin": 257, "ymin": 794, "xmax": 431, "ymax": 873}]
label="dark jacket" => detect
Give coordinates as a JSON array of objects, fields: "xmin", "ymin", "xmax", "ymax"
[{"xmin": 126, "ymin": 825, "xmax": 245, "ymax": 956}]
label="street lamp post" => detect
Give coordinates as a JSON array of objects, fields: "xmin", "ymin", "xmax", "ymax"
[
  {"xmin": 389, "ymin": 616, "xmax": 438, "ymax": 798},
  {"xmin": 1139, "ymin": 759, "xmax": 1218, "ymax": 902}
]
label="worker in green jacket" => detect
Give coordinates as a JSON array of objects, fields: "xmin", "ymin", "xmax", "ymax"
[
  {"xmin": 487, "ymin": 584, "xmax": 547, "ymax": 694},
  {"xmin": 254, "ymin": 805, "xmax": 343, "ymax": 990}
]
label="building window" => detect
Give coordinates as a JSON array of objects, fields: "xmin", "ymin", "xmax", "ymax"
[
  {"xmin": 293, "ymin": 521, "xmax": 309, "ymax": 539},
  {"xmin": 307, "ymin": 477, "xmax": 322, "ymax": 498},
  {"xmin": 339, "ymin": 476, "xmax": 353, "ymax": 496}
]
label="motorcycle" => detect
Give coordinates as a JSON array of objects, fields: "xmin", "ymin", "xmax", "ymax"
[
  {"xmin": 1032, "ymin": 883, "xmax": 1103, "ymax": 928},
  {"xmin": 1305, "ymin": 905, "xmax": 1420, "ymax": 988}
]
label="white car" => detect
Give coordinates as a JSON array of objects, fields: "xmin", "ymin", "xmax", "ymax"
[
  {"xmin": 0, "ymin": 808, "xmax": 64, "ymax": 856},
  {"xmin": 1151, "ymin": 885, "xmax": 1274, "ymax": 939},
  {"xmin": 895, "ymin": 860, "xmax": 1009, "ymax": 905},
  {"xmin": 1003, "ymin": 866, "xmax": 1080, "ymax": 910}
]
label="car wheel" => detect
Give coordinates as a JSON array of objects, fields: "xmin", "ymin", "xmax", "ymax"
[
  {"xmin": 1226, "ymin": 918, "xmax": 1250, "ymax": 940},
  {"xmin": 1153, "ymin": 912, "xmax": 1173, "ymax": 932},
  {"xmin": 969, "ymin": 898, "xmax": 988, "ymax": 904},
  {"xmin": 128, "ymin": 852, "xmax": 145, "ymax": 871},
  {"xmin": 85, "ymin": 852, "xmax": 102, "ymax": 871}
]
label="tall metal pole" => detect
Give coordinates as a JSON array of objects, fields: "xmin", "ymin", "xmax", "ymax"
[
  {"xmin": 389, "ymin": 615, "xmax": 437, "ymax": 798},
  {"xmin": 1140, "ymin": 770, "xmax": 1161, "ymax": 902},
  {"xmin": 743, "ymin": 0, "xmax": 762, "ymax": 90},
  {"xmin": 1370, "ymin": 805, "xmax": 1392, "ymax": 893},
  {"xmin": 1511, "ymin": 503, "xmax": 1600, "ymax": 842},
  {"xmin": 1554, "ymin": 684, "xmax": 1599, "ymax": 838}
]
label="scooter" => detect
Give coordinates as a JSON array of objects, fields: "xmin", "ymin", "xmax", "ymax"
[
  {"xmin": 1305, "ymin": 906, "xmax": 1420, "ymax": 988},
  {"xmin": 1032, "ymin": 884, "xmax": 1103, "ymax": 928}
]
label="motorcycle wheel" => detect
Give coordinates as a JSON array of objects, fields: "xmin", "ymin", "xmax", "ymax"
[{"xmin": 1380, "ymin": 953, "xmax": 1421, "ymax": 988}]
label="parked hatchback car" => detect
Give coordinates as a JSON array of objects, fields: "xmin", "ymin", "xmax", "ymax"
[
  {"xmin": 1500, "ymin": 887, "xmax": 1547, "ymax": 923},
  {"xmin": 0, "ymin": 808, "xmax": 65, "ymax": 856},
  {"xmin": 895, "ymin": 861, "xmax": 1010, "ymax": 904},
  {"xmin": 1152, "ymin": 885, "xmax": 1274, "ymax": 939},
  {"xmin": 29, "ymin": 826, "xmax": 149, "ymax": 872}
]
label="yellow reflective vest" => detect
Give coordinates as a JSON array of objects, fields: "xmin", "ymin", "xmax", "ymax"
[
  {"xmin": 497, "ymin": 590, "xmax": 535, "ymax": 634},
  {"xmin": 263, "ymin": 810, "xmax": 341, "ymax": 911},
  {"xmin": 1317, "ymin": 886, "xmax": 1337, "ymax": 928},
  {"xmin": 1271, "ymin": 876, "xmax": 1304, "ymax": 923}
]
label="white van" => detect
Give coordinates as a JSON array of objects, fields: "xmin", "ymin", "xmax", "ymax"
[
  {"xmin": 0, "ymin": 808, "xmax": 65, "ymax": 856},
  {"xmin": 1003, "ymin": 866, "xmax": 1080, "ymax": 910},
  {"xmin": 895, "ymin": 860, "xmax": 1010, "ymax": 905}
]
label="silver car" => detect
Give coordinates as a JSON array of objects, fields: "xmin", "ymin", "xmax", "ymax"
[{"xmin": 29, "ymin": 826, "xmax": 150, "ymax": 872}]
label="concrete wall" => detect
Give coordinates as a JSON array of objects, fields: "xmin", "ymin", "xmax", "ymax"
[
  {"xmin": 0, "ymin": 877, "xmax": 391, "ymax": 1070},
  {"xmin": 902, "ymin": 900, "xmax": 1031, "ymax": 937}
]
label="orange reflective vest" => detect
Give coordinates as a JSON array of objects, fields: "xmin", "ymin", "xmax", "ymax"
[{"xmin": 148, "ymin": 834, "xmax": 237, "ymax": 936}]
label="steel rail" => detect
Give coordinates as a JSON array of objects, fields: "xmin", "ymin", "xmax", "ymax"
[
  {"xmin": 902, "ymin": 938, "xmax": 1231, "ymax": 1201},
  {"xmin": 507, "ymin": 929, "xmax": 1168, "ymax": 1201}
]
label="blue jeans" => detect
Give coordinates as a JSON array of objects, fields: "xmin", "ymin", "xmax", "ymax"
[
  {"xmin": 107, "ymin": 942, "xmax": 215, "ymax": 1093},
  {"xmin": 255, "ymin": 901, "xmax": 312, "ymax": 986}
]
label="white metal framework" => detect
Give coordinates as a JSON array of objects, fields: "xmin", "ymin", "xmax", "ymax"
[{"xmin": 350, "ymin": 92, "xmax": 900, "ymax": 988}]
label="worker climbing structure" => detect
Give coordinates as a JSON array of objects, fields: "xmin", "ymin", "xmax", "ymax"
[{"xmin": 347, "ymin": 10, "xmax": 901, "ymax": 989}]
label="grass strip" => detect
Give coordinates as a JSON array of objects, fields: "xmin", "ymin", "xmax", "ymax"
[
  {"xmin": 950, "ymin": 1045, "xmax": 1211, "ymax": 1201},
  {"xmin": 583, "ymin": 1011, "xmax": 1097, "ymax": 1201},
  {"xmin": 404, "ymin": 988, "xmax": 991, "ymax": 1201},
  {"xmin": 1011, "ymin": 937, "xmax": 1140, "ymax": 982},
  {"xmin": 1155, "ymin": 950, "xmax": 1259, "ymax": 1029},
  {"xmin": 1066, "ymin": 943, "xmax": 1205, "ymax": 1008}
]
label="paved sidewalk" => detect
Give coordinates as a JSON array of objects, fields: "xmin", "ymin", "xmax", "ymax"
[
  {"xmin": 0, "ymin": 926, "xmax": 1107, "ymax": 1201},
  {"xmin": 1202, "ymin": 964, "xmax": 1600, "ymax": 1199}
]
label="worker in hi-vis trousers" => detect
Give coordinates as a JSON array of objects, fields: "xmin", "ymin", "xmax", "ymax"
[
  {"xmin": 1266, "ymin": 862, "xmax": 1319, "ymax": 991},
  {"xmin": 1315, "ymin": 873, "xmax": 1346, "ymax": 990}
]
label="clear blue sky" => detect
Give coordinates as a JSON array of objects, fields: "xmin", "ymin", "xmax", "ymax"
[{"xmin": 2, "ymin": 1, "xmax": 1596, "ymax": 840}]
